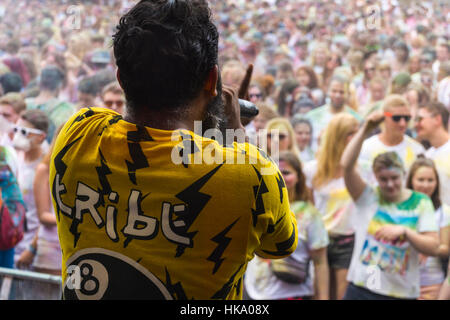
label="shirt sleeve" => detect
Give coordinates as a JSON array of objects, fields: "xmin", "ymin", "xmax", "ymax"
[
  {"xmin": 439, "ymin": 204, "xmax": 450, "ymax": 228},
  {"xmin": 254, "ymin": 162, "xmax": 298, "ymax": 259},
  {"xmin": 303, "ymin": 160, "xmax": 316, "ymax": 189},
  {"xmin": 354, "ymin": 184, "xmax": 376, "ymax": 208},
  {"xmin": 417, "ymin": 196, "xmax": 439, "ymax": 233},
  {"xmin": 306, "ymin": 205, "xmax": 329, "ymax": 251}
]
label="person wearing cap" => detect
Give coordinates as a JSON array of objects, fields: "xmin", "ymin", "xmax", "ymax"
[
  {"xmin": 88, "ymin": 49, "xmax": 111, "ymax": 72},
  {"xmin": 292, "ymin": 93, "xmax": 315, "ymax": 116}
]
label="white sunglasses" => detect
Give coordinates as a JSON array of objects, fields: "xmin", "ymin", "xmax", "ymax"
[{"xmin": 13, "ymin": 125, "xmax": 45, "ymax": 137}]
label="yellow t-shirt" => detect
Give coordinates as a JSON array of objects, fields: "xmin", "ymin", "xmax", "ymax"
[{"xmin": 50, "ymin": 107, "xmax": 297, "ymax": 300}]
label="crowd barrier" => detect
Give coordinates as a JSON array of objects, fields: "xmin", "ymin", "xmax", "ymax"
[{"xmin": 0, "ymin": 267, "xmax": 62, "ymax": 300}]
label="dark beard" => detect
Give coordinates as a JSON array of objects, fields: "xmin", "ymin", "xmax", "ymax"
[{"xmin": 201, "ymin": 73, "xmax": 227, "ymax": 135}]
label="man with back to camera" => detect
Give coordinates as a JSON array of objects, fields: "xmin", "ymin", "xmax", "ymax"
[{"xmin": 49, "ymin": 0, "xmax": 297, "ymax": 300}]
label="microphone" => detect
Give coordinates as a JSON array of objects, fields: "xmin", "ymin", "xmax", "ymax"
[{"xmin": 239, "ymin": 99, "xmax": 259, "ymax": 118}]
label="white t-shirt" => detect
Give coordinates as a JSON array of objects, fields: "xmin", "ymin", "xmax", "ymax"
[
  {"xmin": 360, "ymin": 134, "xmax": 425, "ymax": 171},
  {"xmin": 299, "ymin": 147, "xmax": 315, "ymax": 163},
  {"xmin": 303, "ymin": 160, "xmax": 372, "ymax": 236},
  {"xmin": 420, "ymin": 204, "xmax": 450, "ymax": 287},
  {"xmin": 245, "ymin": 201, "xmax": 329, "ymax": 299},
  {"xmin": 425, "ymin": 140, "xmax": 450, "ymax": 206},
  {"xmin": 14, "ymin": 155, "xmax": 43, "ymax": 265},
  {"xmin": 347, "ymin": 186, "xmax": 438, "ymax": 299}
]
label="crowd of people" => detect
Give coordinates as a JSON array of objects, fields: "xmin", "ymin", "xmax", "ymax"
[{"xmin": 0, "ymin": 0, "xmax": 449, "ymax": 300}]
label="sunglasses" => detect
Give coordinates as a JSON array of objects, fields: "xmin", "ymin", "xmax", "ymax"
[
  {"xmin": 267, "ymin": 133, "xmax": 287, "ymax": 140},
  {"xmin": 13, "ymin": 125, "xmax": 45, "ymax": 137},
  {"xmin": 249, "ymin": 93, "xmax": 262, "ymax": 99},
  {"xmin": 384, "ymin": 112, "xmax": 411, "ymax": 123},
  {"xmin": 104, "ymin": 100, "xmax": 124, "ymax": 108}
]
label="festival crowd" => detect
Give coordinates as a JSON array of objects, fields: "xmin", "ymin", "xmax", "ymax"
[{"xmin": 0, "ymin": 0, "xmax": 449, "ymax": 300}]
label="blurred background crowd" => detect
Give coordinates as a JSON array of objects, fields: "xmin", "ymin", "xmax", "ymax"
[{"xmin": 0, "ymin": 0, "xmax": 448, "ymax": 300}]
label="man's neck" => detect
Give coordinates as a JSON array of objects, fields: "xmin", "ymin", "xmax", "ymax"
[
  {"xmin": 379, "ymin": 131, "xmax": 403, "ymax": 146},
  {"xmin": 428, "ymin": 130, "xmax": 450, "ymax": 149},
  {"xmin": 123, "ymin": 100, "xmax": 206, "ymax": 132},
  {"xmin": 36, "ymin": 90, "xmax": 57, "ymax": 103},
  {"xmin": 329, "ymin": 104, "xmax": 346, "ymax": 114},
  {"xmin": 124, "ymin": 109, "xmax": 194, "ymax": 131}
]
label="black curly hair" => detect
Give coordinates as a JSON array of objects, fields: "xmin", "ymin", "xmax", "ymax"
[{"xmin": 113, "ymin": 0, "xmax": 219, "ymax": 112}]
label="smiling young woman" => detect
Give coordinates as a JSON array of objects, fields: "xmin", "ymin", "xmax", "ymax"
[{"xmin": 406, "ymin": 157, "xmax": 450, "ymax": 300}]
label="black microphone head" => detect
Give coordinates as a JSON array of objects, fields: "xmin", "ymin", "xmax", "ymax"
[{"xmin": 239, "ymin": 99, "xmax": 259, "ymax": 118}]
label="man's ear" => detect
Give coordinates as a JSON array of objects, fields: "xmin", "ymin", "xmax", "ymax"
[
  {"xmin": 435, "ymin": 113, "xmax": 444, "ymax": 128},
  {"xmin": 116, "ymin": 69, "xmax": 124, "ymax": 90},
  {"xmin": 204, "ymin": 65, "xmax": 219, "ymax": 97}
]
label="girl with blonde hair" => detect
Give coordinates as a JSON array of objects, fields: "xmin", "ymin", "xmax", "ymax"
[
  {"xmin": 304, "ymin": 113, "xmax": 366, "ymax": 300},
  {"xmin": 265, "ymin": 117, "xmax": 300, "ymax": 159}
]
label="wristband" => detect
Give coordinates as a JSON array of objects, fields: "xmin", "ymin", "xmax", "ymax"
[{"xmin": 28, "ymin": 244, "xmax": 37, "ymax": 255}]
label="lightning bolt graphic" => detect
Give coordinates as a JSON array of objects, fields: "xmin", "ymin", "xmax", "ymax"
[
  {"xmin": 98, "ymin": 115, "xmax": 122, "ymax": 136},
  {"xmin": 261, "ymin": 222, "xmax": 296, "ymax": 257},
  {"xmin": 165, "ymin": 268, "xmax": 188, "ymax": 300},
  {"xmin": 267, "ymin": 214, "xmax": 285, "ymax": 234},
  {"xmin": 174, "ymin": 164, "xmax": 223, "ymax": 257},
  {"xmin": 109, "ymin": 115, "xmax": 122, "ymax": 125},
  {"xmin": 125, "ymin": 125, "xmax": 154, "ymax": 185},
  {"xmin": 52, "ymin": 137, "xmax": 82, "ymax": 220},
  {"xmin": 207, "ymin": 218, "xmax": 239, "ymax": 274},
  {"xmin": 95, "ymin": 149, "xmax": 112, "ymax": 207},
  {"xmin": 251, "ymin": 166, "xmax": 269, "ymax": 227},
  {"xmin": 275, "ymin": 171, "xmax": 286, "ymax": 204},
  {"xmin": 210, "ymin": 263, "xmax": 244, "ymax": 299},
  {"xmin": 66, "ymin": 108, "xmax": 95, "ymax": 132},
  {"xmin": 177, "ymin": 132, "xmax": 200, "ymax": 168},
  {"xmin": 51, "ymin": 136, "xmax": 83, "ymax": 247}
]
